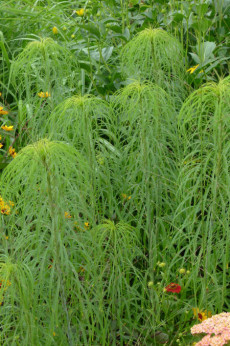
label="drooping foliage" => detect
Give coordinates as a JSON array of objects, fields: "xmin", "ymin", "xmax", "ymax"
[
  {"xmin": 111, "ymin": 81, "xmax": 178, "ymax": 253},
  {"xmin": 9, "ymin": 37, "xmax": 79, "ymax": 142},
  {"xmin": 0, "ymin": 138, "xmax": 145, "ymax": 344},
  {"xmin": 0, "ymin": 138, "xmax": 92, "ymax": 228},
  {"xmin": 120, "ymin": 28, "xmax": 186, "ymax": 102},
  {"xmin": 10, "ymin": 37, "xmax": 79, "ymax": 101},
  {"xmin": 47, "ymin": 94, "xmax": 114, "ymax": 151},
  {"xmin": 46, "ymin": 94, "xmax": 118, "ymax": 220},
  {"xmin": 175, "ymin": 76, "xmax": 230, "ymax": 308}
]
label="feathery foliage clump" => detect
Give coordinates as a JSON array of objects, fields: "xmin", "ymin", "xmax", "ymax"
[
  {"xmin": 10, "ymin": 37, "xmax": 79, "ymax": 102},
  {"xmin": 9, "ymin": 38, "xmax": 79, "ymax": 143},
  {"xmin": 111, "ymin": 81, "xmax": 178, "ymax": 251},
  {"xmin": 176, "ymin": 76, "xmax": 230, "ymax": 309},
  {"xmin": 120, "ymin": 28, "xmax": 186, "ymax": 101},
  {"xmin": 0, "ymin": 138, "xmax": 92, "ymax": 228},
  {"xmin": 46, "ymin": 94, "xmax": 117, "ymax": 220},
  {"xmin": 0, "ymin": 146, "xmax": 144, "ymax": 343},
  {"xmin": 48, "ymin": 94, "xmax": 114, "ymax": 151}
]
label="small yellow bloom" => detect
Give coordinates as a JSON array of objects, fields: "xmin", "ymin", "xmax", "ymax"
[
  {"xmin": 84, "ymin": 222, "xmax": 89, "ymax": 229},
  {"xmin": 186, "ymin": 270, "xmax": 190, "ymax": 274},
  {"xmin": 64, "ymin": 211, "xmax": 72, "ymax": 219},
  {"xmin": 179, "ymin": 268, "xmax": 186, "ymax": 274},
  {"xmin": 158, "ymin": 262, "xmax": 166, "ymax": 268},
  {"xmin": 76, "ymin": 8, "xmax": 84, "ymax": 16},
  {"xmin": 8, "ymin": 146, "xmax": 17, "ymax": 158},
  {"xmin": 5, "ymin": 236, "xmax": 8, "ymax": 240},
  {"xmin": 0, "ymin": 93, "xmax": 2, "ymax": 97},
  {"xmin": 71, "ymin": 34, "xmax": 75, "ymax": 38},
  {"xmin": 38, "ymin": 91, "xmax": 51, "ymax": 98},
  {"xmin": 0, "ymin": 106, "xmax": 9, "ymax": 115},
  {"xmin": 1, "ymin": 125, "xmax": 13, "ymax": 131},
  {"xmin": 192, "ymin": 308, "xmax": 212, "ymax": 322},
  {"xmin": 122, "ymin": 193, "xmax": 131, "ymax": 200},
  {"xmin": 52, "ymin": 27, "xmax": 58, "ymax": 34},
  {"xmin": 0, "ymin": 143, "xmax": 3, "ymax": 149},
  {"xmin": 187, "ymin": 64, "xmax": 199, "ymax": 74},
  {"xmin": 148, "ymin": 281, "xmax": 154, "ymax": 288}
]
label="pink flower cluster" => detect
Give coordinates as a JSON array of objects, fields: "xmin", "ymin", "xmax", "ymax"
[{"xmin": 191, "ymin": 312, "xmax": 230, "ymax": 346}]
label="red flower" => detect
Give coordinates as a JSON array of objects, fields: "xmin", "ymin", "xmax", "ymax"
[{"xmin": 165, "ymin": 283, "xmax": 181, "ymax": 293}]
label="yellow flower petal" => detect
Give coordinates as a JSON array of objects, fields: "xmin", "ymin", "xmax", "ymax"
[
  {"xmin": 186, "ymin": 64, "xmax": 199, "ymax": 74},
  {"xmin": 1, "ymin": 125, "xmax": 14, "ymax": 131},
  {"xmin": 76, "ymin": 8, "xmax": 84, "ymax": 16},
  {"xmin": 52, "ymin": 27, "xmax": 58, "ymax": 34}
]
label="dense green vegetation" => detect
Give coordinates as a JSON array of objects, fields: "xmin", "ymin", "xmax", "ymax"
[{"xmin": 0, "ymin": 0, "xmax": 230, "ymax": 345}]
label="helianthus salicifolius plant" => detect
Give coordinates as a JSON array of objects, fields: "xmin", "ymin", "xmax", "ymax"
[
  {"xmin": 10, "ymin": 37, "xmax": 79, "ymax": 141},
  {"xmin": 111, "ymin": 80, "xmax": 178, "ymax": 226},
  {"xmin": 0, "ymin": 139, "xmax": 96, "ymax": 344},
  {"xmin": 120, "ymin": 28, "xmax": 186, "ymax": 103},
  {"xmin": 175, "ymin": 76, "xmax": 230, "ymax": 309},
  {"xmin": 10, "ymin": 37, "xmax": 79, "ymax": 102},
  {"xmin": 0, "ymin": 138, "xmax": 92, "ymax": 232},
  {"xmin": 47, "ymin": 94, "xmax": 114, "ymax": 153},
  {"xmin": 46, "ymin": 94, "xmax": 116, "ymax": 220}
]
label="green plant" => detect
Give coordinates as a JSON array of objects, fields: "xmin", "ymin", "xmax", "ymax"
[
  {"xmin": 120, "ymin": 28, "xmax": 187, "ymax": 101},
  {"xmin": 111, "ymin": 81, "xmax": 179, "ymax": 261},
  {"xmin": 176, "ymin": 76, "xmax": 230, "ymax": 310},
  {"xmin": 10, "ymin": 37, "xmax": 79, "ymax": 101}
]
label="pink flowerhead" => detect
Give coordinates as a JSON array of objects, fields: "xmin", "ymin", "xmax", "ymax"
[{"xmin": 191, "ymin": 312, "xmax": 230, "ymax": 346}]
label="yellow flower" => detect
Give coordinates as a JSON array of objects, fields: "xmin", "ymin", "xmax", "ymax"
[
  {"xmin": 84, "ymin": 222, "xmax": 89, "ymax": 229},
  {"xmin": 0, "ymin": 106, "xmax": 9, "ymax": 115},
  {"xmin": 192, "ymin": 308, "xmax": 212, "ymax": 322},
  {"xmin": 71, "ymin": 34, "xmax": 75, "ymax": 38},
  {"xmin": 1, "ymin": 125, "xmax": 13, "ymax": 131},
  {"xmin": 38, "ymin": 91, "xmax": 51, "ymax": 98},
  {"xmin": 0, "ymin": 204, "xmax": 10, "ymax": 215},
  {"xmin": 179, "ymin": 268, "xmax": 186, "ymax": 274},
  {"xmin": 76, "ymin": 8, "xmax": 84, "ymax": 16},
  {"xmin": 158, "ymin": 262, "xmax": 166, "ymax": 268},
  {"xmin": 187, "ymin": 64, "xmax": 199, "ymax": 74},
  {"xmin": 0, "ymin": 143, "xmax": 3, "ymax": 149},
  {"xmin": 5, "ymin": 236, "xmax": 8, "ymax": 240},
  {"xmin": 8, "ymin": 146, "xmax": 17, "ymax": 158},
  {"xmin": 186, "ymin": 270, "xmax": 190, "ymax": 274},
  {"xmin": 0, "ymin": 93, "xmax": 2, "ymax": 97},
  {"xmin": 64, "ymin": 211, "xmax": 72, "ymax": 219},
  {"xmin": 52, "ymin": 26, "xmax": 58, "ymax": 34},
  {"xmin": 122, "ymin": 193, "xmax": 131, "ymax": 200}
]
